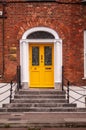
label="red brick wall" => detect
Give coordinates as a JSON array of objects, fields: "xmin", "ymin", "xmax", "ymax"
[
  {"xmin": 0, "ymin": 1, "xmax": 86, "ymax": 85},
  {"xmin": 0, "ymin": 4, "xmax": 4, "ymax": 80}
]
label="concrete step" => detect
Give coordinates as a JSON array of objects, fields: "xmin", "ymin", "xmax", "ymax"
[
  {"xmin": 0, "ymin": 108, "xmax": 7, "ymax": 112},
  {"xmin": 14, "ymin": 95, "xmax": 65, "ymax": 99},
  {"xmin": 18, "ymin": 90, "xmax": 66, "ymax": 95},
  {"xmin": 7, "ymin": 107, "xmax": 78, "ymax": 112},
  {"xmin": 3, "ymin": 103, "xmax": 77, "ymax": 108},
  {"xmin": 0, "ymin": 112, "xmax": 86, "ymax": 128},
  {"xmin": 1, "ymin": 107, "xmax": 86, "ymax": 112},
  {"xmin": 12, "ymin": 99, "xmax": 67, "ymax": 103}
]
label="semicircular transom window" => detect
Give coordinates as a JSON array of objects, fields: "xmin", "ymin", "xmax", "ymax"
[{"xmin": 27, "ymin": 31, "xmax": 55, "ymax": 39}]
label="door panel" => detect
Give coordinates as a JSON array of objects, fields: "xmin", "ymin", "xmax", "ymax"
[
  {"xmin": 44, "ymin": 46, "xmax": 52, "ymax": 65},
  {"xmin": 29, "ymin": 44, "xmax": 54, "ymax": 88},
  {"xmin": 32, "ymin": 46, "xmax": 39, "ymax": 66},
  {"xmin": 29, "ymin": 45, "xmax": 40, "ymax": 86},
  {"xmin": 31, "ymin": 71, "xmax": 40, "ymax": 84}
]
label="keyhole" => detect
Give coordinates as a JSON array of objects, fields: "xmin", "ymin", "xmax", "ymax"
[{"xmin": 41, "ymin": 55, "xmax": 43, "ymax": 60}]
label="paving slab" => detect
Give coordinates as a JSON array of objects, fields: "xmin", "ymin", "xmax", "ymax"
[
  {"xmin": 0, "ymin": 112, "xmax": 86, "ymax": 128},
  {"xmin": 0, "ymin": 128, "xmax": 86, "ymax": 130}
]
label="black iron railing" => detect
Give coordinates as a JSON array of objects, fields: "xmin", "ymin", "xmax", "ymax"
[
  {"xmin": 67, "ymin": 84, "xmax": 86, "ymax": 105},
  {"xmin": 62, "ymin": 66, "xmax": 86, "ymax": 105},
  {"xmin": 61, "ymin": 66, "xmax": 64, "ymax": 91},
  {"xmin": 0, "ymin": 65, "xmax": 21, "ymax": 105},
  {"xmin": 17, "ymin": 65, "xmax": 21, "ymax": 91}
]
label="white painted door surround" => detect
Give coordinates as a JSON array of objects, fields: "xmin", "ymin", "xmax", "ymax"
[{"xmin": 20, "ymin": 27, "xmax": 62, "ymax": 89}]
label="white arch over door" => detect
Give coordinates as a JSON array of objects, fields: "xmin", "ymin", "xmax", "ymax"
[{"xmin": 20, "ymin": 27, "xmax": 62, "ymax": 89}]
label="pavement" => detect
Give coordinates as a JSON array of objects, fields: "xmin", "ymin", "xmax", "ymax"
[
  {"xmin": 0, "ymin": 129, "xmax": 86, "ymax": 130},
  {"xmin": 0, "ymin": 112, "xmax": 86, "ymax": 128},
  {"xmin": 0, "ymin": 128, "xmax": 86, "ymax": 130}
]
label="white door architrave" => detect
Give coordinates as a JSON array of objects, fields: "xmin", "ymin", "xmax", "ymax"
[{"xmin": 20, "ymin": 27, "xmax": 62, "ymax": 89}]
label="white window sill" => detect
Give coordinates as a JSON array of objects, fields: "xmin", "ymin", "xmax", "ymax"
[{"xmin": 82, "ymin": 77, "xmax": 86, "ymax": 79}]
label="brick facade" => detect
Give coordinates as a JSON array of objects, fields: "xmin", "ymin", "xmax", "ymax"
[{"xmin": 0, "ymin": 0, "xmax": 86, "ymax": 86}]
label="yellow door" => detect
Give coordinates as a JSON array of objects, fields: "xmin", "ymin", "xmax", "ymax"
[{"xmin": 29, "ymin": 43, "xmax": 54, "ymax": 88}]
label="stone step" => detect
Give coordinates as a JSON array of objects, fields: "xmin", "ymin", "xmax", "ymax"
[
  {"xmin": 14, "ymin": 95, "xmax": 65, "ymax": 99},
  {"xmin": 0, "ymin": 107, "xmax": 86, "ymax": 112},
  {"xmin": 0, "ymin": 108, "xmax": 7, "ymax": 112},
  {"xmin": 12, "ymin": 99, "xmax": 67, "ymax": 103},
  {"xmin": 18, "ymin": 90, "xmax": 66, "ymax": 95},
  {"xmin": 7, "ymin": 107, "xmax": 77, "ymax": 112},
  {"xmin": 3, "ymin": 103, "xmax": 76, "ymax": 108},
  {"xmin": 0, "ymin": 112, "xmax": 86, "ymax": 128}
]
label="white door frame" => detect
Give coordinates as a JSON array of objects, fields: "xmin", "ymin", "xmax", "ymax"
[{"xmin": 20, "ymin": 27, "xmax": 62, "ymax": 89}]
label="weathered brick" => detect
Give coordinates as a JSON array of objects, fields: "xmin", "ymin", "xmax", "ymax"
[{"xmin": 0, "ymin": 1, "xmax": 86, "ymax": 86}]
